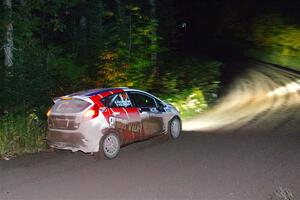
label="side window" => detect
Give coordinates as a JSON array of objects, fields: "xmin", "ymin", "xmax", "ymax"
[
  {"xmin": 156, "ymin": 99, "xmax": 165, "ymax": 111},
  {"xmin": 100, "ymin": 97, "xmax": 107, "ymax": 107},
  {"xmin": 129, "ymin": 93, "xmax": 156, "ymax": 108},
  {"xmin": 108, "ymin": 92, "xmax": 132, "ymax": 108}
]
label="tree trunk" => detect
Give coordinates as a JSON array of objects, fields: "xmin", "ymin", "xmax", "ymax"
[
  {"xmin": 79, "ymin": 0, "xmax": 88, "ymax": 57},
  {"xmin": 3, "ymin": 0, "xmax": 13, "ymax": 71},
  {"xmin": 149, "ymin": 0, "xmax": 157, "ymax": 65},
  {"xmin": 116, "ymin": 0, "xmax": 131, "ymax": 58},
  {"xmin": 115, "ymin": 0, "xmax": 122, "ymax": 16}
]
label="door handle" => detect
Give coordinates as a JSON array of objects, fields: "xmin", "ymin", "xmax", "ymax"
[
  {"xmin": 139, "ymin": 108, "xmax": 149, "ymax": 113},
  {"xmin": 112, "ymin": 112, "xmax": 120, "ymax": 116}
]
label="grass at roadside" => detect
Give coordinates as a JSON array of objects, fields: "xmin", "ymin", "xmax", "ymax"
[
  {"xmin": 213, "ymin": 39, "xmax": 300, "ymax": 71},
  {"xmin": 0, "ymin": 113, "xmax": 46, "ymax": 159},
  {"xmin": 247, "ymin": 48, "xmax": 300, "ymax": 71}
]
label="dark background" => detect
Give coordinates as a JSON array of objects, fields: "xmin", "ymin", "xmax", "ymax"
[{"xmin": 1, "ymin": 0, "xmax": 300, "ymax": 156}]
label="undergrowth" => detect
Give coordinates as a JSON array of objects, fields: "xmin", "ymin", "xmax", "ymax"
[{"xmin": 0, "ymin": 113, "xmax": 46, "ymax": 158}]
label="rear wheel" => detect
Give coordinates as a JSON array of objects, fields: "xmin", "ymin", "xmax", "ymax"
[
  {"xmin": 169, "ymin": 117, "xmax": 181, "ymax": 139},
  {"xmin": 100, "ymin": 133, "xmax": 120, "ymax": 159}
]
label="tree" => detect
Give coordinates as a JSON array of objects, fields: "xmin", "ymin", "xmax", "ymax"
[
  {"xmin": 149, "ymin": 0, "xmax": 158, "ymax": 66},
  {"xmin": 3, "ymin": 0, "xmax": 13, "ymax": 73}
]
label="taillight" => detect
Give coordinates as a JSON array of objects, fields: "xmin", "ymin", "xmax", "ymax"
[
  {"xmin": 84, "ymin": 105, "xmax": 99, "ymax": 120},
  {"xmin": 46, "ymin": 109, "xmax": 51, "ymax": 117}
]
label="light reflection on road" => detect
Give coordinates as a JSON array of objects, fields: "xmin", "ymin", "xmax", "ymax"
[{"xmin": 183, "ymin": 63, "xmax": 300, "ymax": 132}]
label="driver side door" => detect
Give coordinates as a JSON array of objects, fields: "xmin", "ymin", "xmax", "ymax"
[{"xmin": 128, "ymin": 92, "xmax": 164, "ymax": 139}]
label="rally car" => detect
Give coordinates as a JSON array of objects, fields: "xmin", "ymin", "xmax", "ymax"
[{"xmin": 47, "ymin": 88, "xmax": 181, "ymax": 159}]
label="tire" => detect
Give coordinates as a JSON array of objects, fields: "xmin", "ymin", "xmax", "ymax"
[
  {"xmin": 169, "ymin": 117, "xmax": 182, "ymax": 139},
  {"xmin": 100, "ymin": 133, "xmax": 121, "ymax": 159}
]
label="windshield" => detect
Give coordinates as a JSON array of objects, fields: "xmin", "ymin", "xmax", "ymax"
[{"xmin": 51, "ymin": 99, "xmax": 91, "ymax": 113}]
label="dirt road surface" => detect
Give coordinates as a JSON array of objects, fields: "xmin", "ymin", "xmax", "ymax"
[{"xmin": 1, "ymin": 61, "xmax": 299, "ymax": 200}]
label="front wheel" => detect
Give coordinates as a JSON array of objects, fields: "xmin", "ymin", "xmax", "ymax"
[
  {"xmin": 169, "ymin": 117, "xmax": 182, "ymax": 139},
  {"xmin": 100, "ymin": 133, "xmax": 121, "ymax": 159}
]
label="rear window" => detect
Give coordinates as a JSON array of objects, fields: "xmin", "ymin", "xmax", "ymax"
[{"xmin": 51, "ymin": 99, "xmax": 91, "ymax": 113}]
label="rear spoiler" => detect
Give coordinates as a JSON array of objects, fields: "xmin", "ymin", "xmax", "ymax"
[
  {"xmin": 52, "ymin": 96, "xmax": 93, "ymax": 104},
  {"xmin": 53, "ymin": 96, "xmax": 72, "ymax": 103}
]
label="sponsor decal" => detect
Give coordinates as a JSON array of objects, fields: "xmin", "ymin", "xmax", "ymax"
[
  {"xmin": 109, "ymin": 116, "xmax": 141, "ymax": 133},
  {"xmin": 114, "ymin": 99, "xmax": 132, "ymax": 107},
  {"xmin": 128, "ymin": 122, "xmax": 141, "ymax": 133}
]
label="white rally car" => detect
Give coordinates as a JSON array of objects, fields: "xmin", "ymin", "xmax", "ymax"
[{"xmin": 47, "ymin": 88, "xmax": 181, "ymax": 159}]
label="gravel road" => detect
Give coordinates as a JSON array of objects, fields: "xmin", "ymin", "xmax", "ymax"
[{"xmin": 1, "ymin": 61, "xmax": 299, "ymax": 200}]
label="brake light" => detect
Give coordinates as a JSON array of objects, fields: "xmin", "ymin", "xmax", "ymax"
[
  {"xmin": 46, "ymin": 109, "xmax": 51, "ymax": 117},
  {"xmin": 85, "ymin": 110, "xmax": 96, "ymax": 118},
  {"xmin": 84, "ymin": 105, "xmax": 99, "ymax": 120}
]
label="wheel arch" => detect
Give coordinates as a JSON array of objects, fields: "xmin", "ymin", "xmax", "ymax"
[{"xmin": 168, "ymin": 115, "xmax": 182, "ymax": 135}]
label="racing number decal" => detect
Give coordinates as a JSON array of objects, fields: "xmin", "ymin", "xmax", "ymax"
[{"xmin": 109, "ymin": 116, "xmax": 116, "ymax": 127}]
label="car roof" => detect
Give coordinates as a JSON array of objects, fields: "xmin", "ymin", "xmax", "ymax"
[
  {"xmin": 64, "ymin": 87, "xmax": 164, "ymax": 103},
  {"xmin": 67, "ymin": 87, "xmax": 128, "ymax": 97}
]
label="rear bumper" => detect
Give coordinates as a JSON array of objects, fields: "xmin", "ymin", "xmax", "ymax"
[
  {"xmin": 47, "ymin": 130, "xmax": 89, "ymax": 152},
  {"xmin": 46, "ymin": 115, "xmax": 107, "ymax": 153}
]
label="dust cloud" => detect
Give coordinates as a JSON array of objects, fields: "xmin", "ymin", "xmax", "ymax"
[{"xmin": 182, "ymin": 64, "xmax": 300, "ymax": 132}]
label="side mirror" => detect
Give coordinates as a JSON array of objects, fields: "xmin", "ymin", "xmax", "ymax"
[{"xmin": 157, "ymin": 104, "xmax": 165, "ymax": 112}]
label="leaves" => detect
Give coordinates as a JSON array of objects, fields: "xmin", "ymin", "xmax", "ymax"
[{"xmin": 0, "ymin": 0, "xmax": 222, "ymax": 157}]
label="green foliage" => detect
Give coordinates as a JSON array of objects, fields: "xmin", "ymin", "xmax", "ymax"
[
  {"xmin": 218, "ymin": 10, "xmax": 300, "ymax": 71},
  {"xmin": 248, "ymin": 13, "xmax": 300, "ymax": 70},
  {"xmin": 94, "ymin": 2, "xmax": 160, "ymax": 89},
  {"xmin": 0, "ymin": 0, "xmax": 221, "ymax": 157},
  {"xmin": 155, "ymin": 58, "xmax": 221, "ymax": 104},
  {"xmin": 252, "ymin": 13, "xmax": 300, "ymax": 51},
  {"xmin": 0, "ymin": 113, "xmax": 46, "ymax": 158},
  {"xmin": 164, "ymin": 88, "xmax": 208, "ymax": 120},
  {"xmin": 157, "ymin": 58, "xmax": 222, "ymax": 119},
  {"xmin": 247, "ymin": 48, "xmax": 300, "ymax": 71}
]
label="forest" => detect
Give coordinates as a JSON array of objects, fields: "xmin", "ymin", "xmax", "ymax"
[
  {"xmin": 1, "ymin": 0, "xmax": 299, "ymax": 157},
  {"xmin": 0, "ymin": 0, "xmax": 221, "ymax": 157}
]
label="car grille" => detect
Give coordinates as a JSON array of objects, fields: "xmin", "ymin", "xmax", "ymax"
[{"xmin": 48, "ymin": 115, "xmax": 79, "ymax": 130}]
